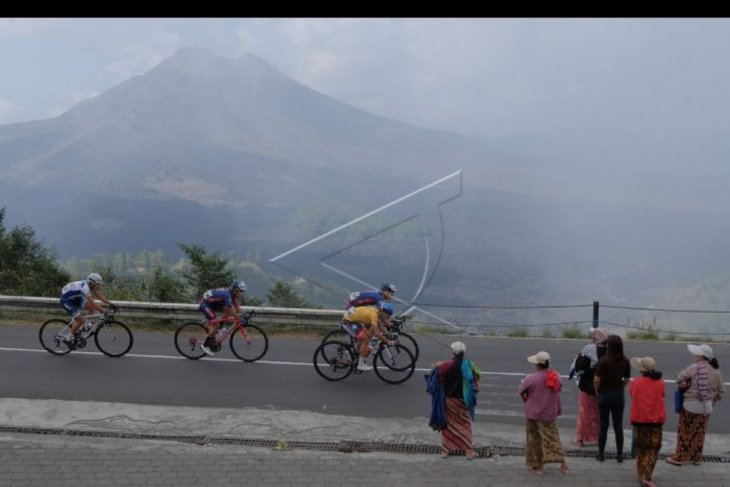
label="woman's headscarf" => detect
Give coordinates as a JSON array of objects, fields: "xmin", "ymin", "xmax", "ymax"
[{"xmin": 591, "ymin": 327, "xmax": 609, "ymax": 345}]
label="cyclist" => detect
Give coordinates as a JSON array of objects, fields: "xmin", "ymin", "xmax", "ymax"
[
  {"xmin": 198, "ymin": 279, "xmax": 246, "ymax": 356},
  {"xmin": 57, "ymin": 273, "xmax": 117, "ymax": 346},
  {"xmin": 341, "ymin": 301, "xmax": 396, "ymax": 372},
  {"xmin": 346, "ymin": 283, "xmax": 396, "ymax": 309}
]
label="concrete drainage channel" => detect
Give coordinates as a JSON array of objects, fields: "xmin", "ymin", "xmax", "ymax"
[{"xmin": 1, "ymin": 425, "xmax": 729, "ymax": 464}]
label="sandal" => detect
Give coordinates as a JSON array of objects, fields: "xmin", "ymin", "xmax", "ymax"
[
  {"xmin": 529, "ymin": 467, "xmax": 545, "ymax": 476},
  {"xmin": 560, "ymin": 463, "xmax": 570, "ymax": 474},
  {"xmin": 466, "ymin": 451, "xmax": 479, "ymax": 460},
  {"xmin": 665, "ymin": 457, "xmax": 684, "ymax": 466},
  {"xmin": 440, "ymin": 451, "xmax": 449, "ymax": 459}
]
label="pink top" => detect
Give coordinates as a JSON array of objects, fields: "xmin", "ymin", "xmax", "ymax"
[{"xmin": 518, "ymin": 369, "xmax": 563, "ymax": 421}]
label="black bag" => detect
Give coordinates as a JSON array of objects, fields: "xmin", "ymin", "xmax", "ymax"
[
  {"xmin": 578, "ymin": 367, "xmax": 596, "ymax": 395},
  {"xmin": 575, "ymin": 345, "xmax": 606, "ymax": 396},
  {"xmin": 575, "ymin": 355, "xmax": 596, "ymax": 395}
]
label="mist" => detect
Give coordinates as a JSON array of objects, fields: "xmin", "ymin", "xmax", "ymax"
[{"xmin": 2, "ymin": 19, "xmax": 730, "ymax": 335}]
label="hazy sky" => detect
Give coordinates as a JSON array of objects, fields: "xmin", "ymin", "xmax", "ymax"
[
  {"xmin": 2, "ymin": 18, "xmax": 729, "ymax": 138},
  {"xmin": 4, "ymin": 18, "xmax": 730, "ymax": 212}
]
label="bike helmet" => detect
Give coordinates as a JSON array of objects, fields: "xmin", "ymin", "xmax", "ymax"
[
  {"xmin": 380, "ymin": 302, "xmax": 394, "ymax": 315},
  {"xmin": 231, "ymin": 279, "xmax": 247, "ymax": 292},
  {"xmin": 381, "ymin": 283, "xmax": 397, "ymax": 294},
  {"xmin": 87, "ymin": 273, "xmax": 103, "ymax": 286}
]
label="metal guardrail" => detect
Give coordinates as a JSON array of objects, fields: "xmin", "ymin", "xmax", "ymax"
[{"xmin": 0, "ymin": 295, "xmax": 343, "ymax": 327}]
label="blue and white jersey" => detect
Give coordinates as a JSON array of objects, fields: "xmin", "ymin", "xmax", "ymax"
[
  {"xmin": 200, "ymin": 288, "xmax": 234, "ymax": 310},
  {"xmin": 61, "ymin": 280, "xmax": 92, "ymax": 301}
]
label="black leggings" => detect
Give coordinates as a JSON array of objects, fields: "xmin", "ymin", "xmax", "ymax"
[{"xmin": 597, "ymin": 389, "xmax": 625, "ymax": 454}]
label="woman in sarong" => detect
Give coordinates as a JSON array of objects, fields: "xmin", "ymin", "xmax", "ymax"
[
  {"xmin": 518, "ymin": 350, "xmax": 570, "ymax": 476},
  {"xmin": 436, "ymin": 341, "xmax": 481, "ymax": 460},
  {"xmin": 666, "ymin": 344, "xmax": 724, "ymax": 467},
  {"xmin": 629, "ymin": 356, "xmax": 665, "ymax": 487}
]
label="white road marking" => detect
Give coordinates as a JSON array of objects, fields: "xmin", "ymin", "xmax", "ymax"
[{"xmin": 6, "ymin": 347, "xmax": 727, "ymax": 386}]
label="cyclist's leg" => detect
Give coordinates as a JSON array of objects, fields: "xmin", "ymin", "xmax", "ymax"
[
  {"xmin": 354, "ymin": 326, "xmax": 369, "ymax": 358},
  {"xmin": 219, "ymin": 308, "xmax": 238, "ymax": 330},
  {"xmin": 356, "ymin": 325, "xmax": 374, "ymax": 371},
  {"xmin": 60, "ymin": 297, "xmax": 84, "ymax": 340},
  {"xmin": 199, "ymin": 304, "xmax": 219, "ymax": 336},
  {"xmin": 340, "ymin": 319, "xmax": 359, "ymax": 340},
  {"xmin": 199, "ymin": 304, "xmax": 218, "ymax": 355}
]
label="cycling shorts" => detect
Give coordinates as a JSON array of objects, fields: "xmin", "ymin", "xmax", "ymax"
[
  {"xmin": 60, "ymin": 295, "xmax": 86, "ymax": 319},
  {"xmin": 341, "ymin": 320, "xmax": 363, "ymax": 337},
  {"xmin": 199, "ymin": 302, "xmax": 222, "ymax": 321}
]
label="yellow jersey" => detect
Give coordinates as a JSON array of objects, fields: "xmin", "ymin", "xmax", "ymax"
[{"xmin": 342, "ymin": 305, "xmax": 379, "ymax": 328}]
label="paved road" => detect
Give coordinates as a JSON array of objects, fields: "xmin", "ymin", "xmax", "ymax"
[
  {"xmin": 3, "ymin": 323, "xmax": 729, "ymax": 486},
  {"xmin": 1, "ymin": 324, "xmax": 729, "ymax": 431}
]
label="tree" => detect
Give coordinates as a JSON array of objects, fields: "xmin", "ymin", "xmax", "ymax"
[
  {"xmin": 245, "ymin": 295, "xmax": 264, "ymax": 306},
  {"xmin": 267, "ymin": 281, "xmax": 314, "ymax": 308},
  {"xmin": 0, "ymin": 208, "xmax": 70, "ymax": 296},
  {"xmin": 148, "ymin": 265, "xmax": 185, "ymax": 303},
  {"xmin": 178, "ymin": 243, "xmax": 235, "ymax": 298}
]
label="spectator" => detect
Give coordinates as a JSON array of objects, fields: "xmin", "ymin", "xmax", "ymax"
[
  {"xmin": 519, "ymin": 351, "xmax": 570, "ymax": 476},
  {"xmin": 629, "ymin": 356, "xmax": 665, "ymax": 487},
  {"xmin": 594, "ymin": 335, "xmax": 631, "ymax": 462},
  {"xmin": 569, "ymin": 327, "xmax": 609, "ymax": 446},
  {"xmin": 666, "ymin": 344, "xmax": 725, "ymax": 466},
  {"xmin": 433, "ymin": 341, "xmax": 481, "ymax": 460}
]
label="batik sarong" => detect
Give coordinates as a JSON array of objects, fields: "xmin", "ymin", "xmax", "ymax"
[
  {"xmin": 673, "ymin": 409, "xmax": 708, "ymax": 463},
  {"xmin": 635, "ymin": 425, "xmax": 662, "ymax": 481},
  {"xmin": 525, "ymin": 418, "xmax": 565, "ymax": 467}
]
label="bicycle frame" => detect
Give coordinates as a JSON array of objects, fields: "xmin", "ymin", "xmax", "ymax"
[
  {"xmin": 64, "ymin": 310, "xmax": 115, "ymax": 337},
  {"xmin": 206, "ymin": 310, "xmax": 256, "ymax": 346},
  {"xmin": 339, "ymin": 318, "xmax": 401, "ymax": 349},
  {"xmin": 336, "ymin": 329, "xmax": 397, "ymax": 366}
]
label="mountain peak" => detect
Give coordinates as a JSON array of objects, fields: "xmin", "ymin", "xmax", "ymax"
[{"xmin": 153, "ymin": 47, "xmax": 287, "ymax": 82}]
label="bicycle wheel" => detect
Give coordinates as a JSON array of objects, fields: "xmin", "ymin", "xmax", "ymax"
[
  {"xmin": 94, "ymin": 320, "xmax": 134, "ymax": 357},
  {"xmin": 313, "ymin": 340, "xmax": 355, "ymax": 381},
  {"xmin": 230, "ymin": 324, "xmax": 269, "ymax": 362},
  {"xmin": 38, "ymin": 319, "xmax": 73, "ymax": 356},
  {"xmin": 395, "ymin": 332, "xmax": 420, "ymax": 362},
  {"xmin": 321, "ymin": 328, "xmax": 350, "ymax": 343},
  {"xmin": 319, "ymin": 330, "xmax": 356, "ymax": 361},
  {"xmin": 174, "ymin": 322, "xmax": 209, "ymax": 360},
  {"xmin": 373, "ymin": 343, "xmax": 415, "ymax": 384}
]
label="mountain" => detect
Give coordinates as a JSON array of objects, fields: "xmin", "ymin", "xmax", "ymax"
[
  {"xmin": 2, "ymin": 47, "xmax": 730, "ymax": 332},
  {"xmin": 0, "ymin": 48, "xmax": 512, "ymax": 206}
]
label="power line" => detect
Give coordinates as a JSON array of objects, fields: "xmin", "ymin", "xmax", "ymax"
[
  {"xmin": 410, "ymin": 302, "xmax": 592, "ymax": 310},
  {"xmin": 408, "ymin": 301, "xmax": 730, "ymax": 314},
  {"xmin": 598, "ymin": 320, "xmax": 730, "ymax": 336},
  {"xmin": 412, "ymin": 319, "xmax": 593, "ymax": 329},
  {"xmin": 602, "ymin": 304, "xmax": 730, "ymax": 314}
]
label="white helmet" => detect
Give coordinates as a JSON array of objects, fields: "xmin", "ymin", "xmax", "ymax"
[
  {"xmin": 231, "ymin": 279, "xmax": 247, "ymax": 292},
  {"xmin": 87, "ymin": 273, "xmax": 103, "ymax": 286}
]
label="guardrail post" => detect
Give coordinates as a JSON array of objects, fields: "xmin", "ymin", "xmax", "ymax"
[{"xmin": 592, "ymin": 301, "xmax": 599, "ymax": 328}]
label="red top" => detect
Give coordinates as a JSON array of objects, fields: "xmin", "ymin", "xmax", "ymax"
[{"xmin": 629, "ymin": 375, "xmax": 666, "ymax": 425}]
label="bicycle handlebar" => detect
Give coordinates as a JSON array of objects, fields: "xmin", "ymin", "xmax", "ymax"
[{"xmin": 240, "ymin": 310, "xmax": 256, "ymax": 320}]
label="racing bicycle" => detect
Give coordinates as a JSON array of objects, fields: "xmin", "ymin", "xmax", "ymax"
[
  {"xmin": 174, "ymin": 310, "xmax": 268, "ymax": 362},
  {"xmin": 313, "ymin": 332, "xmax": 416, "ymax": 384},
  {"xmin": 319, "ymin": 316, "xmax": 419, "ymax": 362},
  {"xmin": 39, "ymin": 309, "xmax": 133, "ymax": 357}
]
